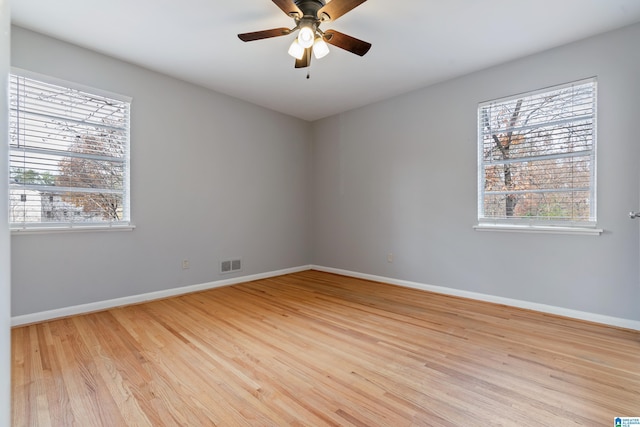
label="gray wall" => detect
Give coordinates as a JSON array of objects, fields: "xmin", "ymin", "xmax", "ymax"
[
  {"xmin": 11, "ymin": 26, "xmax": 311, "ymax": 316},
  {"xmin": 311, "ymin": 23, "xmax": 640, "ymax": 322},
  {"xmin": 1, "ymin": 2, "xmax": 10, "ymax": 425}
]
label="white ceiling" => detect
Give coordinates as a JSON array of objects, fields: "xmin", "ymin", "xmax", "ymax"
[{"xmin": 11, "ymin": 0, "xmax": 640, "ymax": 121}]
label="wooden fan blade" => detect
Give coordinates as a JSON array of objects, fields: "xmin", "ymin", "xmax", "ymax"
[
  {"xmin": 238, "ymin": 28, "xmax": 291, "ymax": 42},
  {"xmin": 323, "ymin": 29, "xmax": 371, "ymax": 56},
  {"xmin": 317, "ymin": 0, "xmax": 367, "ymax": 22},
  {"xmin": 272, "ymin": 0, "xmax": 302, "ymax": 18},
  {"xmin": 294, "ymin": 48, "xmax": 312, "ymax": 68}
]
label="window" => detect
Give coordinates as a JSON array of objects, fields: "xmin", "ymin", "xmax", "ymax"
[
  {"xmin": 477, "ymin": 78, "xmax": 598, "ymax": 233},
  {"xmin": 9, "ymin": 70, "xmax": 132, "ymax": 231}
]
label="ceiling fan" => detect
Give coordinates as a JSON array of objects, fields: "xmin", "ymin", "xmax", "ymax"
[{"xmin": 238, "ymin": 0, "xmax": 371, "ymax": 69}]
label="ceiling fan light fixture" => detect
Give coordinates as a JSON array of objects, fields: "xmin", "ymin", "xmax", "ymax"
[
  {"xmin": 297, "ymin": 25, "xmax": 315, "ymax": 48},
  {"xmin": 288, "ymin": 39, "xmax": 305, "ymax": 59},
  {"xmin": 313, "ymin": 37, "xmax": 330, "ymax": 59}
]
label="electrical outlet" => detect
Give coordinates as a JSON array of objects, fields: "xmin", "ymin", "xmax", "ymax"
[
  {"xmin": 182, "ymin": 259, "xmax": 190, "ymax": 270},
  {"xmin": 387, "ymin": 253, "xmax": 393, "ymax": 263}
]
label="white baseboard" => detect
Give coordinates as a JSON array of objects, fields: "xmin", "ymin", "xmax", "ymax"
[
  {"xmin": 11, "ymin": 265, "xmax": 312, "ymax": 327},
  {"xmin": 311, "ymin": 265, "xmax": 640, "ymax": 331}
]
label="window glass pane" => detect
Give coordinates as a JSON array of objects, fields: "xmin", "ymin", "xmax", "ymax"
[
  {"xmin": 8, "ymin": 72, "xmax": 130, "ymax": 229},
  {"xmin": 478, "ymin": 79, "xmax": 596, "ymax": 225},
  {"xmin": 483, "ymin": 191, "xmax": 591, "ymax": 221}
]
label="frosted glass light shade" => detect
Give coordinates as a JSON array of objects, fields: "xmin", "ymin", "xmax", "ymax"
[
  {"xmin": 313, "ymin": 38, "xmax": 330, "ymax": 59},
  {"xmin": 288, "ymin": 39, "xmax": 305, "ymax": 59},
  {"xmin": 297, "ymin": 26, "xmax": 315, "ymax": 48}
]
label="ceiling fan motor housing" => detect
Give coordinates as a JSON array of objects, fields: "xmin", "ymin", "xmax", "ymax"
[{"xmin": 294, "ymin": 0, "xmax": 327, "ymax": 20}]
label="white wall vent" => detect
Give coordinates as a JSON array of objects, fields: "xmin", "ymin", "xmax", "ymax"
[{"xmin": 220, "ymin": 258, "xmax": 242, "ymax": 274}]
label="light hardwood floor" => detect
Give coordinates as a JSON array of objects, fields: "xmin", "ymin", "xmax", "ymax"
[{"xmin": 12, "ymin": 270, "xmax": 640, "ymax": 426}]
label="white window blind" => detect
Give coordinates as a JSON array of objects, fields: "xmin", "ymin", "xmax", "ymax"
[
  {"xmin": 478, "ymin": 78, "xmax": 597, "ymax": 228},
  {"xmin": 9, "ymin": 71, "xmax": 131, "ymax": 230}
]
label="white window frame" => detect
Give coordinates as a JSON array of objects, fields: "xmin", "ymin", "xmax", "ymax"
[
  {"xmin": 8, "ymin": 68, "xmax": 134, "ymax": 233},
  {"xmin": 475, "ymin": 78, "xmax": 602, "ymax": 235}
]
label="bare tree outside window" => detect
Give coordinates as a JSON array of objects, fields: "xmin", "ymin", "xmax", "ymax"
[{"xmin": 56, "ymin": 134, "xmax": 125, "ymax": 221}]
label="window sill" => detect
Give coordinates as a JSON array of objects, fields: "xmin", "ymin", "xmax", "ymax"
[
  {"xmin": 473, "ymin": 223, "xmax": 603, "ymax": 236},
  {"xmin": 11, "ymin": 224, "xmax": 136, "ymax": 235}
]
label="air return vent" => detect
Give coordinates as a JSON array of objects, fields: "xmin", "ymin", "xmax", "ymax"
[{"xmin": 220, "ymin": 258, "xmax": 242, "ymax": 274}]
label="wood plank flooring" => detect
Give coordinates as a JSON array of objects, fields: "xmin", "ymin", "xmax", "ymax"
[{"xmin": 12, "ymin": 270, "xmax": 640, "ymax": 426}]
